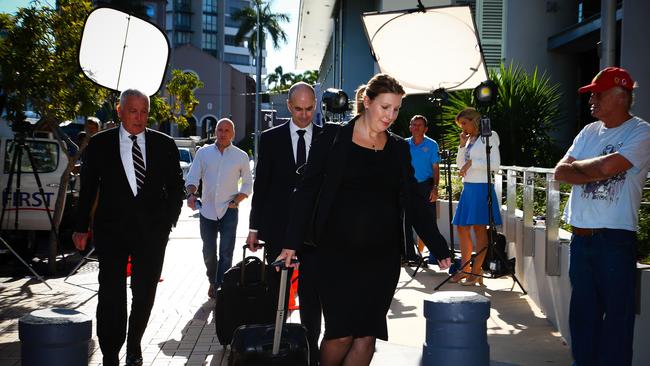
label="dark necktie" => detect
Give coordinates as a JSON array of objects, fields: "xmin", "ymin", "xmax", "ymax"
[
  {"xmin": 130, "ymin": 135, "xmax": 146, "ymax": 193},
  {"xmin": 296, "ymin": 129, "xmax": 306, "ymax": 168}
]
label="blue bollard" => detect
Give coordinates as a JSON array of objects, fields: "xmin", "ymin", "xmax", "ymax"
[
  {"xmin": 19, "ymin": 308, "xmax": 92, "ymax": 366},
  {"xmin": 423, "ymin": 291, "xmax": 490, "ymax": 366}
]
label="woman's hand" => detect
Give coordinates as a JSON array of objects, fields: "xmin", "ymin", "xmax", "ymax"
[
  {"xmin": 459, "ymin": 160, "xmax": 472, "ymax": 177},
  {"xmin": 459, "ymin": 132, "xmax": 470, "ymax": 146}
]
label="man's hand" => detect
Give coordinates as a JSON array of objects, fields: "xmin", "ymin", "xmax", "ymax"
[
  {"xmin": 246, "ymin": 231, "xmax": 259, "ymax": 252},
  {"xmin": 429, "ymin": 188, "xmax": 438, "ymax": 203},
  {"xmin": 187, "ymin": 194, "xmax": 198, "ymax": 210},
  {"xmin": 72, "ymin": 232, "xmax": 89, "ymax": 251},
  {"xmin": 275, "ymin": 249, "xmax": 299, "ymax": 271},
  {"xmin": 437, "ymin": 257, "xmax": 451, "ymax": 270}
]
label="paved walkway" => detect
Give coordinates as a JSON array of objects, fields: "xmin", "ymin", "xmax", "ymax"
[{"xmin": 0, "ymin": 199, "xmax": 572, "ymax": 365}]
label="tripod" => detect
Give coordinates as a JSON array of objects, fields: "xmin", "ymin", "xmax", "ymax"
[
  {"xmin": 0, "ymin": 126, "xmax": 60, "ymax": 289},
  {"xmin": 435, "ymin": 117, "xmax": 525, "ymax": 293}
]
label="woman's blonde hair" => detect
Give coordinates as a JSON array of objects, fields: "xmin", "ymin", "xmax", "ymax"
[{"xmin": 455, "ymin": 107, "xmax": 481, "ymax": 130}]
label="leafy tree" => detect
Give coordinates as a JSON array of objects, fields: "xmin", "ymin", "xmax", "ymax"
[
  {"xmin": 150, "ymin": 69, "xmax": 204, "ymax": 131},
  {"xmin": 438, "ymin": 64, "xmax": 562, "ymax": 167},
  {"xmin": 0, "ymin": 0, "xmax": 108, "ymax": 272},
  {"xmin": 266, "ymin": 65, "xmax": 294, "ymax": 92},
  {"xmin": 266, "ymin": 67, "xmax": 320, "ymax": 94},
  {"xmin": 232, "ymin": 0, "xmax": 290, "ymax": 59}
]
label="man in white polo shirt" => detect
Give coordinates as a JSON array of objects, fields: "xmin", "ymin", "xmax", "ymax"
[{"xmin": 186, "ymin": 118, "xmax": 253, "ymax": 298}]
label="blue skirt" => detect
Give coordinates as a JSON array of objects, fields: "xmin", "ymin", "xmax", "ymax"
[{"xmin": 452, "ymin": 182, "xmax": 503, "ymax": 226}]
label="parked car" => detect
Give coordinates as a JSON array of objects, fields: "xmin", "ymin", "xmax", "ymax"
[{"xmin": 178, "ymin": 147, "xmax": 193, "ymax": 181}]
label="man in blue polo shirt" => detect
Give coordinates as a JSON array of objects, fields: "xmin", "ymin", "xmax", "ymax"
[{"xmin": 403, "ymin": 115, "xmax": 441, "ymax": 264}]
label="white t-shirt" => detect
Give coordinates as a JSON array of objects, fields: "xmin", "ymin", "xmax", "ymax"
[{"xmin": 562, "ymin": 116, "xmax": 650, "ymax": 231}]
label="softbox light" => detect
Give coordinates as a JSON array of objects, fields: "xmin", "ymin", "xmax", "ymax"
[
  {"xmin": 78, "ymin": 7, "xmax": 170, "ymax": 96},
  {"xmin": 361, "ymin": 5, "xmax": 488, "ymax": 95}
]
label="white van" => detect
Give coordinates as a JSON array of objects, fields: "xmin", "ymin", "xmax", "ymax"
[{"xmin": 0, "ymin": 120, "xmax": 68, "ymax": 231}]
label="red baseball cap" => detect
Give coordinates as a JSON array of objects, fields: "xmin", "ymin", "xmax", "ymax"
[{"xmin": 579, "ymin": 67, "xmax": 635, "ymax": 93}]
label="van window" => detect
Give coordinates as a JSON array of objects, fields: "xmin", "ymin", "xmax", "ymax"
[
  {"xmin": 178, "ymin": 148, "xmax": 192, "ymax": 163},
  {"xmin": 4, "ymin": 140, "xmax": 60, "ymax": 173}
]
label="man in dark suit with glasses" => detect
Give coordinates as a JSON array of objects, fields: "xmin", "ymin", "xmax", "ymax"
[{"xmin": 247, "ymin": 82, "xmax": 322, "ymax": 364}]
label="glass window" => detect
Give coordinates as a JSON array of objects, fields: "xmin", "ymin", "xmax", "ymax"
[
  {"xmin": 223, "ymin": 53, "xmax": 251, "ymax": 65},
  {"xmin": 203, "ymin": 14, "xmax": 217, "ymax": 31},
  {"xmin": 203, "ymin": 0, "xmax": 217, "ymax": 13},
  {"xmin": 202, "ymin": 33, "xmax": 217, "ymax": 50},
  {"xmin": 175, "ymin": 13, "xmax": 191, "ymax": 28},
  {"xmin": 4, "ymin": 140, "xmax": 59, "ymax": 173},
  {"xmin": 175, "ymin": 32, "xmax": 191, "ymax": 45},
  {"xmin": 178, "ymin": 148, "xmax": 192, "ymax": 163},
  {"xmin": 225, "ymin": 35, "xmax": 238, "ymax": 46}
]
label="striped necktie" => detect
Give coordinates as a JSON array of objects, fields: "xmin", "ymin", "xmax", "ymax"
[{"xmin": 129, "ymin": 135, "xmax": 145, "ymax": 194}]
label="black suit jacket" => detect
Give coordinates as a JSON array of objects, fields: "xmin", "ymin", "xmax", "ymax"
[
  {"xmin": 249, "ymin": 121, "xmax": 322, "ymax": 247},
  {"xmin": 74, "ymin": 127, "xmax": 184, "ymax": 239},
  {"xmin": 284, "ymin": 117, "xmax": 450, "ymax": 260}
]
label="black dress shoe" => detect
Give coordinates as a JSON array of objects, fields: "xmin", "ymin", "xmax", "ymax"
[{"xmin": 124, "ymin": 354, "xmax": 143, "ymax": 366}]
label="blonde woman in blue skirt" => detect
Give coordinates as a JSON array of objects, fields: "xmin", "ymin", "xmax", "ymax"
[{"xmin": 450, "ymin": 108, "xmax": 502, "ymax": 286}]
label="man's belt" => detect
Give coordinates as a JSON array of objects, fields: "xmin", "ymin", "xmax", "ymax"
[{"xmin": 571, "ymin": 226, "xmax": 605, "ymax": 236}]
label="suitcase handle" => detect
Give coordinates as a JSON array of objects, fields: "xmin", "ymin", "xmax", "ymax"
[{"xmin": 240, "ymin": 244, "xmax": 266, "ymax": 286}]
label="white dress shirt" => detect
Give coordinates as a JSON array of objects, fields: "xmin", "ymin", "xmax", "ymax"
[
  {"xmin": 119, "ymin": 125, "xmax": 146, "ymax": 196},
  {"xmin": 185, "ymin": 143, "xmax": 253, "ymax": 220},
  {"xmin": 289, "ymin": 120, "xmax": 314, "ymax": 164}
]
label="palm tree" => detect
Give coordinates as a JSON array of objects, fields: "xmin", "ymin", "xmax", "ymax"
[
  {"xmin": 438, "ymin": 63, "xmax": 562, "ymax": 167},
  {"xmin": 232, "ymin": 0, "xmax": 290, "ymax": 59},
  {"xmin": 232, "ymin": 0, "xmax": 289, "ymax": 164},
  {"xmin": 266, "ymin": 65, "xmax": 295, "ymax": 92}
]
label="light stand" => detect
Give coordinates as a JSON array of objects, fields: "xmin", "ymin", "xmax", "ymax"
[
  {"xmin": 0, "ymin": 123, "xmax": 56, "ymax": 288},
  {"xmin": 434, "ymin": 81, "xmax": 526, "ymax": 293}
]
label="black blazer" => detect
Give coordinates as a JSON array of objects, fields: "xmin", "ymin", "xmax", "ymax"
[
  {"xmin": 74, "ymin": 127, "xmax": 185, "ymax": 237},
  {"xmin": 249, "ymin": 121, "xmax": 322, "ymax": 246},
  {"xmin": 285, "ymin": 117, "xmax": 450, "ymax": 261}
]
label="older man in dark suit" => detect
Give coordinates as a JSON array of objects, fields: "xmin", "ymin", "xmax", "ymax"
[
  {"xmin": 247, "ymin": 82, "xmax": 322, "ymax": 364},
  {"xmin": 73, "ymin": 89, "xmax": 184, "ymax": 366}
]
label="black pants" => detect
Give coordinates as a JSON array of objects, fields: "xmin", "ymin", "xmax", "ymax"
[
  {"xmin": 403, "ymin": 180, "xmax": 437, "ymax": 260},
  {"xmin": 95, "ymin": 226, "xmax": 169, "ymax": 365},
  {"xmin": 266, "ymin": 243, "xmax": 322, "ymax": 365}
]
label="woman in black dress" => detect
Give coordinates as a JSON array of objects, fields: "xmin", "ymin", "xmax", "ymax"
[{"xmin": 279, "ymin": 74, "xmax": 451, "ymax": 366}]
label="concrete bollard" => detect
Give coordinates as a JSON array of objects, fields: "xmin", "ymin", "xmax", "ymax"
[
  {"xmin": 19, "ymin": 308, "xmax": 92, "ymax": 366},
  {"xmin": 423, "ymin": 291, "xmax": 490, "ymax": 366}
]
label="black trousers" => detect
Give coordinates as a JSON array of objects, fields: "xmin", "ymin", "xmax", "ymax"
[
  {"xmin": 403, "ymin": 180, "xmax": 437, "ymax": 260},
  {"xmin": 266, "ymin": 243, "xmax": 322, "ymax": 365},
  {"xmin": 94, "ymin": 225, "xmax": 169, "ymax": 365}
]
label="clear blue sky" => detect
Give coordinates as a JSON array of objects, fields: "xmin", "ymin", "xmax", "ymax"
[{"xmin": 1, "ymin": 0, "xmax": 304, "ymax": 75}]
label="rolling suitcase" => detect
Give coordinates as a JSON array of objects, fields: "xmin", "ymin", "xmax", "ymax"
[
  {"xmin": 229, "ymin": 263, "xmax": 309, "ymax": 366},
  {"xmin": 215, "ymin": 245, "xmax": 275, "ymax": 345}
]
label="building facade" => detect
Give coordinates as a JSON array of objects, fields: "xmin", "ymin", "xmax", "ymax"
[
  {"xmin": 296, "ymin": 0, "xmax": 648, "ymax": 151},
  {"xmin": 165, "ymin": 0, "xmax": 266, "ymax": 76}
]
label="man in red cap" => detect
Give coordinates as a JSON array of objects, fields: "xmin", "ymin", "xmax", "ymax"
[{"xmin": 554, "ymin": 67, "xmax": 650, "ymax": 365}]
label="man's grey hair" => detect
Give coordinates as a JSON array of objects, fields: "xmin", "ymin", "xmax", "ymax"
[
  {"xmin": 85, "ymin": 116, "xmax": 102, "ymax": 129},
  {"xmin": 611, "ymin": 86, "xmax": 635, "ymax": 110},
  {"xmin": 288, "ymin": 82, "xmax": 316, "ymax": 101},
  {"xmin": 119, "ymin": 89, "xmax": 150, "ymax": 108},
  {"xmin": 215, "ymin": 118, "xmax": 235, "ymax": 131}
]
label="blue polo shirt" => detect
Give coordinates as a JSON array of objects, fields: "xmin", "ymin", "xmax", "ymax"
[{"xmin": 406, "ymin": 136, "xmax": 440, "ymax": 183}]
